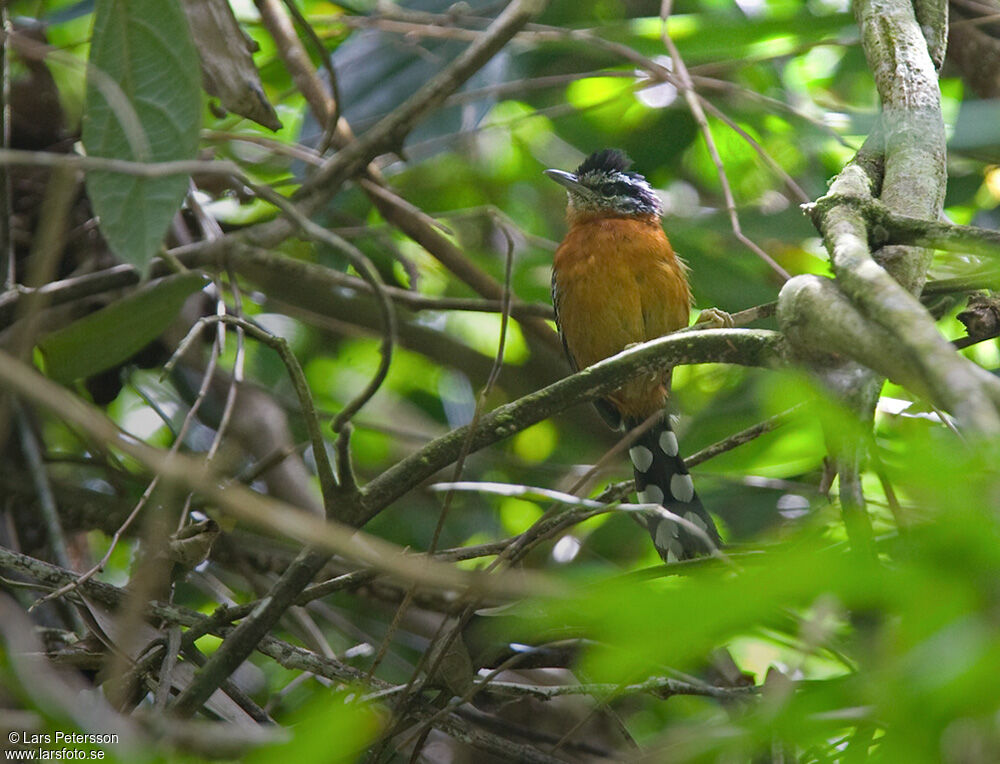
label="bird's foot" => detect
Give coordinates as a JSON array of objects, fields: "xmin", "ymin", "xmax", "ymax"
[{"xmin": 694, "ymin": 308, "xmax": 734, "ymax": 329}]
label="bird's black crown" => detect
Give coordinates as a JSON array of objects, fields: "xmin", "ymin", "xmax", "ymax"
[
  {"xmin": 566, "ymin": 149, "xmax": 661, "ymax": 217},
  {"xmin": 576, "ymin": 148, "xmax": 633, "ymax": 176}
]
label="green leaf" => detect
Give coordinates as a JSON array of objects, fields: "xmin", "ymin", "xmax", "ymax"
[
  {"xmin": 244, "ymin": 690, "xmax": 378, "ymax": 764},
  {"xmin": 82, "ymin": 0, "xmax": 201, "ymax": 272},
  {"xmin": 37, "ymin": 273, "xmax": 208, "ymax": 384}
]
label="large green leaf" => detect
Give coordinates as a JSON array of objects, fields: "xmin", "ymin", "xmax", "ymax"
[
  {"xmin": 81, "ymin": 0, "xmax": 201, "ymax": 272},
  {"xmin": 37, "ymin": 273, "xmax": 208, "ymax": 384}
]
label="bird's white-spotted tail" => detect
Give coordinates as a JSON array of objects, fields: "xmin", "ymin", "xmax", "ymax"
[{"xmin": 626, "ymin": 414, "xmax": 721, "ymax": 561}]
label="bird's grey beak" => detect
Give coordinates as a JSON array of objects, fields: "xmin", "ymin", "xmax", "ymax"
[{"xmin": 544, "ymin": 169, "xmax": 590, "ymax": 196}]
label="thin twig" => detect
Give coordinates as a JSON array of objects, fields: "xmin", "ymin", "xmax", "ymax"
[
  {"xmin": 0, "ymin": 147, "xmax": 238, "ymax": 177},
  {"xmin": 153, "ymin": 626, "xmax": 182, "ymax": 710},
  {"xmin": 0, "ymin": 7, "xmax": 11, "ymax": 290},
  {"xmin": 169, "ymin": 314, "xmax": 337, "ymax": 510},
  {"xmin": 176, "ymin": 189, "xmax": 244, "ymax": 530},
  {"xmin": 487, "ymin": 675, "xmax": 758, "ymax": 701},
  {"xmin": 30, "ymin": 338, "xmax": 225, "ymax": 612},
  {"xmin": 202, "ymin": 129, "xmax": 324, "ymax": 165},
  {"xmin": 659, "ymin": 0, "xmax": 791, "ymax": 281},
  {"xmin": 686, "ymin": 404, "xmax": 803, "ymax": 467},
  {"xmin": 369, "ymin": 213, "xmax": 519, "ymax": 742},
  {"xmin": 690, "ymin": 74, "xmax": 856, "ymax": 149},
  {"xmin": 13, "ymin": 402, "xmax": 76, "ymax": 577},
  {"xmin": 697, "ymin": 95, "xmax": 810, "ymax": 205},
  {"xmin": 239, "ymin": 179, "xmax": 396, "ymax": 434},
  {"xmin": 277, "ymin": 0, "xmax": 342, "ymax": 132},
  {"xmin": 429, "ymin": 215, "xmax": 517, "ymax": 554},
  {"xmin": 429, "ymin": 481, "xmax": 730, "ymax": 565}
]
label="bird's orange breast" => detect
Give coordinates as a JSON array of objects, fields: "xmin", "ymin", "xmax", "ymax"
[{"xmin": 553, "ymin": 216, "xmax": 691, "ymax": 417}]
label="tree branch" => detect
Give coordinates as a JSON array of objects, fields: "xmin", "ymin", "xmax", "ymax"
[
  {"xmin": 0, "ymin": 546, "xmax": 570, "ymax": 762},
  {"xmin": 292, "ymin": 0, "xmax": 549, "ymax": 212},
  {"xmin": 787, "ymin": 165, "xmax": 1000, "ymax": 429},
  {"xmin": 358, "ymin": 328, "xmax": 785, "ymax": 523},
  {"xmin": 486, "ymin": 675, "xmax": 757, "ymax": 702},
  {"xmin": 877, "ymin": 209, "xmax": 1000, "ymax": 259},
  {"xmin": 857, "ymin": 0, "xmax": 947, "ymax": 291},
  {"xmin": 169, "ymin": 547, "xmax": 330, "ymax": 717},
  {"xmin": 0, "ymin": 349, "xmax": 561, "ymax": 600}
]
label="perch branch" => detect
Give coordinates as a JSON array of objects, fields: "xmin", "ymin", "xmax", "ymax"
[{"xmin": 358, "ymin": 328, "xmax": 785, "ymax": 523}]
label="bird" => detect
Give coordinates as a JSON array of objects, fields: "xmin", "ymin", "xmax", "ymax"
[{"xmin": 546, "ymin": 148, "xmax": 721, "ymax": 561}]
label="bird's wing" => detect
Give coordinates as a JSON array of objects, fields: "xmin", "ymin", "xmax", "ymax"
[{"xmin": 551, "ymin": 269, "xmax": 623, "ymax": 430}]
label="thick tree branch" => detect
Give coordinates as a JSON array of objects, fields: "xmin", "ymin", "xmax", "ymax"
[
  {"xmin": 857, "ymin": 0, "xmax": 946, "ymax": 293},
  {"xmin": 779, "ymin": 274, "xmax": 927, "ymax": 389},
  {"xmin": 358, "ymin": 328, "xmax": 785, "ymax": 523},
  {"xmin": 789, "ymin": 166, "xmax": 1000, "ymax": 429},
  {"xmin": 776, "ymin": 0, "xmax": 985, "ymax": 554},
  {"xmin": 782, "ymin": 0, "xmax": 1000, "ymax": 435},
  {"xmin": 877, "ymin": 210, "xmax": 1000, "ymax": 259}
]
